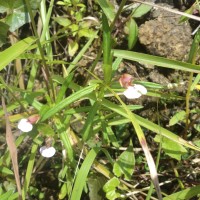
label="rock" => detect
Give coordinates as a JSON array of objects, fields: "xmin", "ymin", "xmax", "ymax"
[
  {"xmin": 138, "ymin": 3, "xmax": 192, "ymax": 61},
  {"xmin": 149, "ymin": 70, "xmax": 170, "ymax": 84}
]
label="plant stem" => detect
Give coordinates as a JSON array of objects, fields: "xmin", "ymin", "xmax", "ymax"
[{"xmin": 24, "ymin": 0, "xmax": 55, "ymax": 101}]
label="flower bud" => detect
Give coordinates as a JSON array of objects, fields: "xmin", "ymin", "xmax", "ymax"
[
  {"xmin": 119, "ymin": 73, "xmax": 133, "ymax": 88},
  {"xmin": 27, "ymin": 114, "xmax": 40, "ymax": 124}
]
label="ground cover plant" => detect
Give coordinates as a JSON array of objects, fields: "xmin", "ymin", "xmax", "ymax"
[{"xmin": 1, "ymin": 0, "xmax": 200, "ymax": 199}]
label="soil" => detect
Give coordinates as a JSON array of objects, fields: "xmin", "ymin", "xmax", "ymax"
[{"xmin": 138, "ymin": 3, "xmax": 192, "ymax": 61}]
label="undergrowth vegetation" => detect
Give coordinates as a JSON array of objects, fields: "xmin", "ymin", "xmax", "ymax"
[{"xmin": 1, "ymin": 0, "xmax": 200, "ymax": 199}]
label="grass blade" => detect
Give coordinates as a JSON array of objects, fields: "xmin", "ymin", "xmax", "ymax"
[
  {"xmin": 21, "ymin": 138, "xmax": 42, "ymax": 200},
  {"xmin": 102, "ymin": 13, "xmax": 112, "ymax": 84},
  {"xmin": 40, "ymin": 84, "xmax": 97, "ymax": 121},
  {"xmin": 0, "ymin": 37, "xmax": 36, "ymax": 71},
  {"xmin": 113, "ymin": 50, "xmax": 200, "ymax": 73},
  {"xmin": 70, "ymin": 147, "xmax": 100, "ymax": 200},
  {"xmin": 96, "ymin": 0, "xmax": 115, "ymax": 22}
]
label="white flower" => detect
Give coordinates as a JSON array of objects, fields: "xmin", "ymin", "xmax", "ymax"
[
  {"xmin": 39, "ymin": 146, "xmax": 56, "ymax": 158},
  {"xmin": 18, "ymin": 118, "xmax": 33, "ymax": 132},
  {"xmin": 123, "ymin": 84, "xmax": 147, "ymax": 99}
]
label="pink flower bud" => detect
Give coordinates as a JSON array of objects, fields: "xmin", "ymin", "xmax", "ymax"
[
  {"xmin": 27, "ymin": 114, "xmax": 40, "ymax": 124},
  {"xmin": 119, "ymin": 74, "xmax": 133, "ymax": 88}
]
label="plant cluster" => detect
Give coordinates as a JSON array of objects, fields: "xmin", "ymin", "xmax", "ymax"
[{"xmin": 1, "ymin": 0, "xmax": 200, "ymax": 200}]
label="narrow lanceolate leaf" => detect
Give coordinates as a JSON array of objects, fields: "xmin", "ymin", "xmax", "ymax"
[
  {"xmin": 82, "ymin": 102, "xmax": 101, "ymax": 141},
  {"xmin": 102, "ymin": 13, "xmax": 112, "ymax": 85},
  {"xmin": 0, "ymin": 37, "xmax": 36, "ymax": 71},
  {"xmin": 131, "ymin": 118, "xmax": 162, "ymax": 200},
  {"xmin": 40, "ymin": 84, "xmax": 97, "ymax": 121},
  {"xmin": 126, "ymin": 18, "xmax": 138, "ymax": 50},
  {"xmin": 2, "ymin": 97, "xmax": 22, "ymax": 198},
  {"xmin": 163, "ymin": 185, "xmax": 200, "ymax": 200},
  {"xmin": 96, "ymin": 0, "xmax": 115, "ymax": 22},
  {"xmin": 70, "ymin": 148, "xmax": 100, "ymax": 200},
  {"xmin": 113, "ymin": 50, "xmax": 200, "ymax": 73},
  {"xmin": 100, "ymin": 86, "xmax": 163, "ymax": 199},
  {"xmin": 56, "ymin": 73, "xmax": 74, "ymax": 103},
  {"xmin": 22, "ymin": 139, "xmax": 41, "ymax": 200},
  {"xmin": 90, "ymin": 96, "xmax": 200, "ymax": 151},
  {"xmin": 135, "ymin": 114, "xmax": 200, "ymax": 152}
]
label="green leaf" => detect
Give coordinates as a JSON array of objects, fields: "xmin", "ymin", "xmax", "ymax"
[
  {"xmin": 125, "ymin": 18, "xmax": 138, "ymax": 50},
  {"xmin": 8, "ymin": 192, "xmax": 19, "ymax": 200},
  {"xmin": 70, "ymin": 147, "xmax": 100, "ymax": 200},
  {"xmin": 88, "ymin": 175, "xmax": 107, "ymax": 200},
  {"xmin": 154, "ymin": 135, "xmax": 187, "ymax": 160},
  {"xmin": 96, "ymin": 0, "xmax": 115, "ymax": 22},
  {"xmin": 103, "ymin": 177, "xmax": 120, "ymax": 200},
  {"xmin": 56, "ymin": 118, "xmax": 74, "ymax": 162},
  {"xmin": 40, "ymin": 84, "xmax": 97, "ymax": 121},
  {"xmin": 23, "ymin": 92, "xmax": 43, "ymax": 111},
  {"xmin": 0, "ymin": 0, "xmax": 41, "ymax": 11},
  {"xmin": 22, "ymin": 138, "xmax": 42, "ymax": 199},
  {"xmin": 102, "ymin": 13, "xmax": 112, "ymax": 85},
  {"xmin": 56, "ymin": 73, "xmax": 74, "ymax": 103},
  {"xmin": 135, "ymin": 113, "xmax": 200, "ymax": 151},
  {"xmin": 105, "ymin": 190, "xmax": 120, "ymax": 200},
  {"xmin": 0, "ymin": 0, "xmax": 41, "ymax": 32},
  {"xmin": 37, "ymin": 123, "xmax": 55, "ymax": 136},
  {"xmin": 53, "ymin": 16, "xmax": 71, "ymax": 27},
  {"xmin": 82, "ymin": 102, "xmax": 101, "ymax": 141},
  {"xmin": 113, "ymin": 50, "xmax": 200, "ymax": 73},
  {"xmin": 131, "ymin": 4, "xmax": 152, "ymax": 18},
  {"xmin": 193, "ymin": 139, "xmax": 200, "ymax": 147},
  {"xmin": 0, "ymin": 21, "xmax": 9, "ymax": 46},
  {"xmin": 97, "ymin": 97, "xmax": 200, "ymax": 151},
  {"xmin": 0, "ymin": 36, "xmax": 36, "ymax": 71},
  {"xmin": 169, "ymin": 110, "xmax": 186, "ymax": 126},
  {"xmin": 5, "ymin": 10, "xmax": 30, "ymax": 32},
  {"xmin": 59, "ymin": 183, "xmax": 68, "ymax": 199},
  {"xmin": 103, "ymin": 177, "xmax": 120, "ymax": 192},
  {"xmin": 0, "ymin": 166, "xmax": 13, "ymax": 175},
  {"xmin": 113, "ymin": 145, "xmax": 135, "ymax": 180},
  {"xmin": 179, "ymin": 6, "xmax": 194, "ymax": 23},
  {"xmin": 194, "ymin": 124, "xmax": 200, "ymax": 132},
  {"xmin": 163, "ymin": 185, "xmax": 200, "ymax": 200},
  {"xmin": 134, "ymin": 81, "xmax": 164, "ymax": 89},
  {"xmin": 106, "ymin": 126, "xmax": 119, "ymax": 148},
  {"xmin": 0, "ymin": 190, "xmax": 15, "ymax": 200},
  {"xmin": 68, "ymin": 40, "xmax": 79, "ymax": 57},
  {"xmin": 78, "ymin": 28, "xmax": 96, "ymax": 38}
]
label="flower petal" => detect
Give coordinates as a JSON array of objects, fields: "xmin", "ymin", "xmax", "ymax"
[
  {"xmin": 18, "ymin": 118, "xmax": 33, "ymax": 132},
  {"xmin": 134, "ymin": 84, "xmax": 147, "ymax": 94},
  {"xmin": 39, "ymin": 146, "xmax": 56, "ymax": 158},
  {"xmin": 123, "ymin": 86, "xmax": 142, "ymax": 99}
]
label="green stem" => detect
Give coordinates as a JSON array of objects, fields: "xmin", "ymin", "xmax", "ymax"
[
  {"xmin": 146, "ymin": 100, "xmax": 162, "ymax": 200},
  {"xmin": 24, "ymin": 0, "xmax": 55, "ymax": 101},
  {"xmin": 184, "ymin": 31, "xmax": 199, "ymax": 139},
  {"xmin": 110, "ymin": 0, "xmax": 127, "ymax": 30}
]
